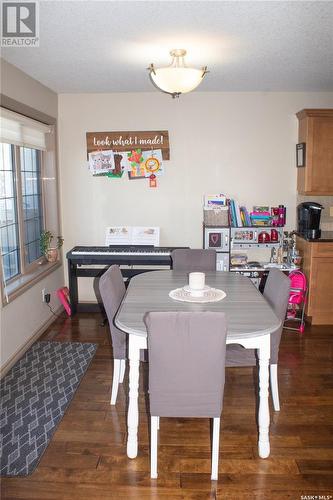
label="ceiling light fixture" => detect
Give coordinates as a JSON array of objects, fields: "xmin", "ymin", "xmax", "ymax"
[{"xmin": 147, "ymin": 49, "xmax": 208, "ymax": 98}]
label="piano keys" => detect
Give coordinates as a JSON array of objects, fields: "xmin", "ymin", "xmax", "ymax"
[{"xmin": 69, "ymin": 245, "xmax": 173, "ymax": 262}]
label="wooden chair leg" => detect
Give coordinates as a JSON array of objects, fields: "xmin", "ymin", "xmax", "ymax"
[
  {"xmin": 151, "ymin": 416, "xmax": 159, "ymax": 479},
  {"xmin": 119, "ymin": 359, "xmax": 126, "ymax": 383},
  {"xmin": 110, "ymin": 359, "xmax": 121, "ymax": 405},
  {"xmin": 270, "ymin": 363, "xmax": 280, "ymax": 411},
  {"xmin": 211, "ymin": 417, "xmax": 220, "ymax": 481}
]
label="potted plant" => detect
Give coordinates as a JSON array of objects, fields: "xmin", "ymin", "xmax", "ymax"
[{"xmin": 40, "ymin": 230, "xmax": 64, "ymax": 263}]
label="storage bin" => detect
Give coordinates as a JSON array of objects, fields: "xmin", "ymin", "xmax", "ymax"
[{"xmin": 204, "ymin": 207, "xmax": 229, "ymax": 226}]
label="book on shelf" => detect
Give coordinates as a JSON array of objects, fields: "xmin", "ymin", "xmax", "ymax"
[
  {"xmin": 229, "ymin": 200, "xmax": 249, "ymax": 227},
  {"xmin": 230, "ymin": 200, "xmax": 237, "ymax": 227},
  {"xmin": 234, "ymin": 200, "xmax": 243, "ymax": 227},
  {"xmin": 253, "ymin": 206, "xmax": 270, "ymax": 213},
  {"xmin": 227, "ymin": 199, "xmax": 232, "ymax": 226},
  {"xmin": 240, "ymin": 206, "xmax": 251, "ymax": 226},
  {"xmin": 250, "ymin": 220, "xmax": 272, "ymax": 226},
  {"xmin": 225, "ymin": 200, "xmax": 278, "ymax": 227}
]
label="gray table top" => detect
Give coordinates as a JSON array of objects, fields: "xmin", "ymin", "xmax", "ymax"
[{"xmin": 115, "ymin": 270, "xmax": 280, "ymax": 340}]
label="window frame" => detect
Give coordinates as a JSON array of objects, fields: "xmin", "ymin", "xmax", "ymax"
[
  {"xmin": 18, "ymin": 146, "xmax": 45, "ymax": 274},
  {"xmin": 0, "ymin": 105, "xmax": 61, "ymax": 304},
  {"xmin": 0, "ymin": 143, "xmax": 20, "ymax": 284}
]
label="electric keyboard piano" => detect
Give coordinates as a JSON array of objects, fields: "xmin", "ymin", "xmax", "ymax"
[{"xmin": 66, "ymin": 245, "xmax": 188, "ymax": 314}]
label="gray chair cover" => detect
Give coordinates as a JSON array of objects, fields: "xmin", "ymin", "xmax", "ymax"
[
  {"xmin": 226, "ymin": 268, "xmax": 290, "ymax": 366},
  {"xmin": 171, "ymin": 249, "xmax": 216, "ymax": 272},
  {"xmin": 144, "ymin": 311, "xmax": 227, "ymax": 418},
  {"xmin": 99, "ymin": 265, "xmax": 127, "ymax": 359}
]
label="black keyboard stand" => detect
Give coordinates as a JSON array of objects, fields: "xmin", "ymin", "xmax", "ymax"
[{"xmin": 66, "ymin": 246, "xmax": 188, "ymax": 315}]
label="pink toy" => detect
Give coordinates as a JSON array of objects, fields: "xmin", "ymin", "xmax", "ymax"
[
  {"xmin": 57, "ymin": 287, "xmax": 71, "ymax": 316},
  {"xmin": 285, "ymin": 270, "xmax": 307, "ymax": 333}
]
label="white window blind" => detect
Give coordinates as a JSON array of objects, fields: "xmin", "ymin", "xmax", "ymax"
[{"xmin": 0, "ymin": 108, "xmax": 51, "ymax": 150}]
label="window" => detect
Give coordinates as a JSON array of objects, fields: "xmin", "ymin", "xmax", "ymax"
[
  {"xmin": 1, "ymin": 143, "xmax": 44, "ymax": 283},
  {"xmin": 0, "ymin": 108, "xmax": 58, "ymax": 297}
]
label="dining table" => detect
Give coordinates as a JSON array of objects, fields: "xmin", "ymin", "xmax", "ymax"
[{"xmin": 115, "ymin": 270, "xmax": 280, "ymax": 460}]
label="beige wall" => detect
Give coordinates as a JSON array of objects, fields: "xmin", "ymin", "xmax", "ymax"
[
  {"xmin": 1, "ymin": 58, "xmax": 58, "ymax": 118},
  {"xmin": 58, "ymin": 91, "xmax": 333, "ymax": 300},
  {"xmin": 0, "ymin": 58, "xmax": 63, "ymax": 371}
]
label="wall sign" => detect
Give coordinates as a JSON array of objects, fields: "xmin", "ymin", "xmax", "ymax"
[{"xmin": 86, "ymin": 130, "xmax": 170, "ymax": 160}]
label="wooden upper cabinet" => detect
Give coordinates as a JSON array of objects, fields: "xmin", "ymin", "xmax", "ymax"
[{"xmin": 296, "ymin": 109, "xmax": 333, "ymax": 195}]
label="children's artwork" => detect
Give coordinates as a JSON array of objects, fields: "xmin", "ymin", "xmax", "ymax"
[
  {"xmin": 106, "ymin": 152, "xmax": 128, "ymax": 178},
  {"xmin": 87, "ymin": 143, "xmax": 164, "ymax": 186},
  {"xmin": 143, "ymin": 149, "xmax": 163, "ymax": 178},
  {"xmin": 127, "ymin": 149, "xmax": 145, "ymax": 179},
  {"xmin": 88, "ymin": 150, "xmax": 130, "ymax": 178},
  {"xmin": 89, "ymin": 150, "xmax": 115, "ymax": 175},
  {"xmin": 127, "ymin": 149, "xmax": 164, "ymax": 180}
]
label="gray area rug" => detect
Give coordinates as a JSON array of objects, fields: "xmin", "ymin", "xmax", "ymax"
[{"xmin": 0, "ymin": 341, "xmax": 97, "ymax": 476}]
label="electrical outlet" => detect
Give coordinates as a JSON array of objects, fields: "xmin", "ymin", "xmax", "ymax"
[{"xmin": 41, "ymin": 288, "xmax": 48, "ymax": 302}]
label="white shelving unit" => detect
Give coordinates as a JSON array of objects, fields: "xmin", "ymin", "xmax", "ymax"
[
  {"xmin": 231, "ymin": 227, "xmax": 284, "ymax": 249},
  {"xmin": 203, "ymin": 225, "xmax": 230, "ymax": 271},
  {"xmin": 203, "ymin": 225, "xmax": 288, "ymax": 284},
  {"xmin": 230, "ymin": 226, "xmax": 286, "ymax": 288}
]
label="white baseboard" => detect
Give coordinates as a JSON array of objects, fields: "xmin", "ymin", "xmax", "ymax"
[{"xmin": 0, "ymin": 306, "xmax": 63, "ymax": 378}]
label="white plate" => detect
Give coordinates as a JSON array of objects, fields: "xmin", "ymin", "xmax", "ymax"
[
  {"xmin": 169, "ymin": 287, "xmax": 226, "ymax": 303},
  {"xmin": 183, "ymin": 285, "xmax": 211, "ymax": 294}
]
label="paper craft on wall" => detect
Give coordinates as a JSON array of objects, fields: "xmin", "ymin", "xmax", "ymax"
[
  {"xmin": 127, "ymin": 149, "xmax": 164, "ymax": 181},
  {"xmin": 143, "ymin": 149, "xmax": 163, "ymax": 177},
  {"xmin": 88, "ymin": 150, "xmax": 115, "ymax": 175},
  {"xmin": 86, "ymin": 130, "xmax": 169, "ymax": 187},
  {"xmin": 106, "ymin": 152, "xmax": 126, "ymax": 178},
  {"xmin": 128, "ymin": 149, "xmax": 145, "ymax": 179}
]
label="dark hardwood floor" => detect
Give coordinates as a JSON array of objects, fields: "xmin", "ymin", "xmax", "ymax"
[{"xmin": 1, "ymin": 312, "xmax": 333, "ymax": 499}]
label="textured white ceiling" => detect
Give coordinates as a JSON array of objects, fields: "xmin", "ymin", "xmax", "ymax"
[{"xmin": 2, "ymin": 0, "xmax": 333, "ymax": 93}]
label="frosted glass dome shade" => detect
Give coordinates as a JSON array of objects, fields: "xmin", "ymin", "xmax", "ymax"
[
  {"xmin": 148, "ymin": 49, "xmax": 208, "ymax": 97},
  {"xmin": 150, "ymin": 67, "xmax": 205, "ymax": 94}
]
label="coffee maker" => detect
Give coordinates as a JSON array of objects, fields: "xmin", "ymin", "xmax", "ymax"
[{"xmin": 297, "ymin": 202, "xmax": 323, "ymax": 240}]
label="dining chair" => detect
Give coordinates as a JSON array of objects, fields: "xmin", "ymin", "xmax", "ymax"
[
  {"xmin": 226, "ymin": 268, "xmax": 290, "ymax": 411},
  {"xmin": 144, "ymin": 311, "xmax": 227, "ymax": 480},
  {"xmin": 171, "ymin": 248, "xmax": 216, "ymax": 272},
  {"xmin": 99, "ymin": 265, "xmax": 127, "ymax": 405}
]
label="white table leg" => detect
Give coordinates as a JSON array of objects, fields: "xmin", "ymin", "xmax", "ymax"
[
  {"xmin": 258, "ymin": 335, "xmax": 271, "ymax": 458},
  {"xmin": 127, "ymin": 335, "xmax": 146, "ymax": 459}
]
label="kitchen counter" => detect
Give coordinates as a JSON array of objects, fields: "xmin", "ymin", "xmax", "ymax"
[{"xmin": 297, "ymin": 231, "xmax": 333, "ymax": 242}]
